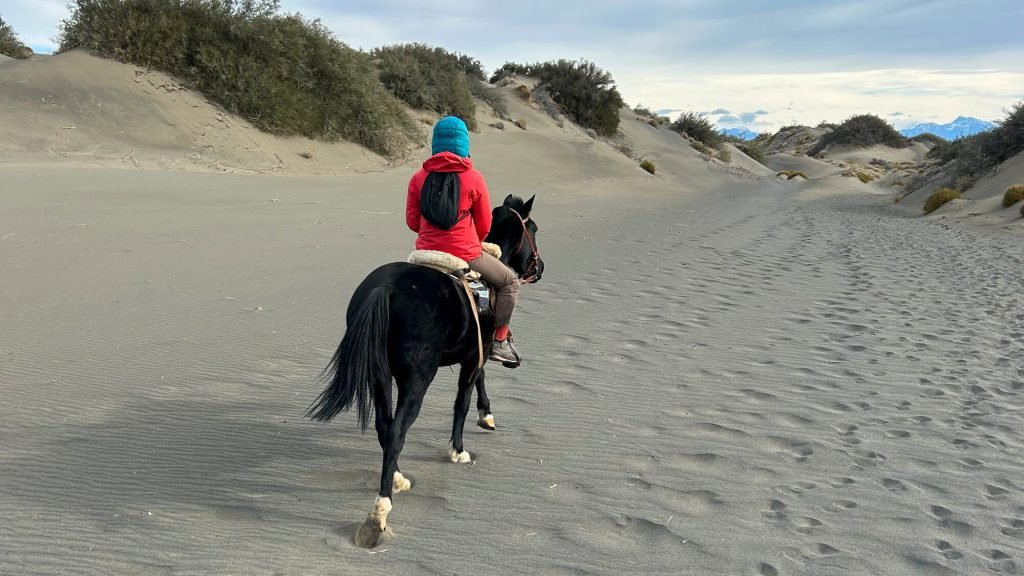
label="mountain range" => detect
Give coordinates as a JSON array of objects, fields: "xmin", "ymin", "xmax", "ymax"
[
  {"xmin": 720, "ymin": 127, "xmax": 759, "ymax": 141},
  {"xmin": 899, "ymin": 116, "xmax": 994, "ymax": 140}
]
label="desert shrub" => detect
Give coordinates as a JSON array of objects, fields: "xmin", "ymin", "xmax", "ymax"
[
  {"xmin": 911, "ymin": 133, "xmax": 947, "ymax": 146},
  {"xmin": 532, "ymin": 85, "xmax": 563, "ymax": 121},
  {"xmin": 777, "ymin": 170, "xmax": 807, "ymax": 180},
  {"xmin": 633, "ymin": 104, "xmax": 667, "ymax": 123},
  {"xmin": 1003, "ymin": 184, "xmax": 1024, "ymax": 208},
  {"xmin": 640, "ymin": 159, "xmax": 656, "ymax": 174},
  {"xmin": 514, "ymin": 85, "xmax": 531, "ymax": 101},
  {"xmin": 0, "ymin": 15, "xmax": 31, "ymax": 58},
  {"xmin": 817, "ymin": 121, "xmax": 838, "ymax": 130},
  {"xmin": 808, "ymin": 114, "xmax": 907, "ymax": 155},
  {"xmin": 738, "ymin": 143, "xmax": 765, "ymax": 164},
  {"xmin": 469, "ymin": 80, "xmax": 508, "ymax": 119},
  {"xmin": 491, "ymin": 121, "xmax": 504, "ymax": 130},
  {"xmin": 923, "ymin": 188, "xmax": 961, "ymax": 214},
  {"xmin": 856, "ymin": 172, "xmax": 874, "ymax": 183},
  {"xmin": 670, "ymin": 112, "xmax": 723, "ymax": 149},
  {"xmin": 514, "ymin": 119, "xmax": 526, "ymax": 130},
  {"xmin": 372, "ymin": 43, "xmax": 482, "ymax": 130},
  {"xmin": 492, "ymin": 59, "xmax": 624, "ymax": 136},
  {"xmin": 614, "ymin": 141, "xmax": 638, "ymax": 160},
  {"xmin": 691, "ymin": 141, "xmax": 713, "ymax": 156},
  {"xmin": 57, "ymin": 0, "xmax": 419, "ymax": 159},
  {"xmin": 717, "ymin": 147, "xmax": 731, "ymax": 163}
]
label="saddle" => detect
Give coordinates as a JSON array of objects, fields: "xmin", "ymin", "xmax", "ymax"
[
  {"xmin": 406, "ymin": 243, "xmax": 502, "ymax": 315},
  {"xmin": 407, "ymin": 243, "xmax": 503, "ymax": 371}
]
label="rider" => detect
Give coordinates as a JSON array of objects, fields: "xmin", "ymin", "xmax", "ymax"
[{"xmin": 406, "ymin": 116, "xmax": 521, "ymax": 365}]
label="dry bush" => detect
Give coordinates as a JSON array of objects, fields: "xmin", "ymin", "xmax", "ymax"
[
  {"xmin": 856, "ymin": 172, "xmax": 874, "ymax": 183},
  {"xmin": 1003, "ymin": 184, "xmax": 1024, "ymax": 208},
  {"xmin": 514, "ymin": 119, "xmax": 527, "ymax": 130},
  {"xmin": 923, "ymin": 188, "xmax": 961, "ymax": 214},
  {"xmin": 670, "ymin": 112, "xmax": 723, "ymax": 149},
  {"xmin": 514, "ymin": 85, "xmax": 531, "ymax": 101},
  {"xmin": 640, "ymin": 159, "xmax": 656, "ymax": 174}
]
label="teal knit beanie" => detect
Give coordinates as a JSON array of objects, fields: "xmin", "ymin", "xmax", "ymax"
[{"xmin": 431, "ymin": 116, "xmax": 470, "ymax": 158}]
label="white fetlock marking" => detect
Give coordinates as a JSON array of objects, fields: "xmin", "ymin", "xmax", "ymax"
[
  {"xmin": 447, "ymin": 442, "xmax": 472, "ymax": 464},
  {"xmin": 393, "ymin": 471, "xmax": 411, "ymax": 493},
  {"xmin": 371, "ymin": 495, "xmax": 392, "ymax": 529}
]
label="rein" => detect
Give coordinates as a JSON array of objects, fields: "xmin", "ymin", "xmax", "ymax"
[{"xmin": 507, "ymin": 208, "xmax": 540, "ymax": 284}]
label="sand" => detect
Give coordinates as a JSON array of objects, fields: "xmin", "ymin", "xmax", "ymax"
[{"xmin": 3, "ymin": 53, "xmax": 1024, "ymax": 576}]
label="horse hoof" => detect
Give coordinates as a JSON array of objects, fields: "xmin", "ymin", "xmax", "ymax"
[
  {"xmin": 393, "ymin": 471, "xmax": 412, "ymax": 493},
  {"xmin": 477, "ymin": 413, "xmax": 496, "ymax": 431},
  {"xmin": 447, "ymin": 444, "xmax": 472, "ymax": 464},
  {"xmin": 354, "ymin": 517, "xmax": 385, "ymax": 549}
]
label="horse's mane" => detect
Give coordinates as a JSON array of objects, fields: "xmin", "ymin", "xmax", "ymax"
[{"xmin": 503, "ymin": 195, "xmax": 529, "ymax": 214}]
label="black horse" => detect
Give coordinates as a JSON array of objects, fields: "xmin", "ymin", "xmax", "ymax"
[{"xmin": 307, "ymin": 194, "xmax": 543, "ymax": 548}]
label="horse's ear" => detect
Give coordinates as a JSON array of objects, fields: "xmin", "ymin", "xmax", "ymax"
[
  {"xmin": 522, "ymin": 195, "xmax": 535, "ymax": 217},
  {"xmin": 503, "ymin": 194, "xmax": 514, "ymax": 206}
]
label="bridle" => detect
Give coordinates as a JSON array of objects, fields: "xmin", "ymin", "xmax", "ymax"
[{"xmin": 507, "ymin": 208, "xmax": 540, "ymax": 284}]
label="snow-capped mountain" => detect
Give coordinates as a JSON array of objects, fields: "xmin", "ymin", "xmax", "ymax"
[
  {"xmin": 899, "ymin": 116, "xmax": 995, "ymax": 140},
  {"xmin": 720, "ymin": 128, "xmax": 758, "ymax": 141}
]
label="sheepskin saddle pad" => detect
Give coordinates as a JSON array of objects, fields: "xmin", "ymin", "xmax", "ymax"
[
  {"xmin": 407, "ymin": 243, "xmax": 503, "ymax": 314},
  {"xmin": 406, "ymin": 242, "xmax": 502, "ymax": 277}
]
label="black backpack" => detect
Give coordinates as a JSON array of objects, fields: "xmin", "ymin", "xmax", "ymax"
[{"xmin": 420, "ymin": 172, "xmax": 465, "ymax": 230}]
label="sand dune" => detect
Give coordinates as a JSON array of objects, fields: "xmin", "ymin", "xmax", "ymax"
[
  {"xmin": 2, "ymin": 53, "xmax": 1023, "ymax": 576},
  {"xmin": 0, "ymin": 50, "xmax": 386, "ymax": 174}
]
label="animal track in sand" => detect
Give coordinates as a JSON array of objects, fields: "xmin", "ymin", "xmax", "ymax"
[
  {"xmin": 880, "ymin": 478, "xmax": 908, "ymax": 492},
  {"xmin": 1000, "ymin": 518, "xmax": 1024, "ymax": 539},
  {"xmin": 934, "ymin": 540, "xmax": 963, "ymax": 560},
  {"xmin": 979, "ymin": 549, "xmax": 1017, "ymax": 573}
]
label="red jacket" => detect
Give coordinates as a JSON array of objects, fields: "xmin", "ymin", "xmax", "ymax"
[{"xmin": 406, "ymin": 152, "xmax": 492, "ymax": 262}]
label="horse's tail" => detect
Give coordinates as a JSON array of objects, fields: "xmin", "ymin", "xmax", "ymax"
[{"xmin": 306, "ymin": 286, "xmax": 392, "ymax": 430}]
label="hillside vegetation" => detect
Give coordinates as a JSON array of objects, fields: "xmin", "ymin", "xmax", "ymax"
[
  {"xmin": 926, "ymin": 102, "xmax": 1024, "ymax": 190},
  {"xmin": 372, "ymin": 43, "xmax": 506, "ymax": 131},
  {"xmin": 0, "ymin": 14, "xmax": 32, "ymax": 58},
  {"xmin": 807, "ymin": 114, "xmax": 907, "ymax": 156},
  {"xmin": 57, "ymin": 0, "xmax": 419, "ymax": 159},
  {"xmin": 491, "ymin": 59, "xmax": 624, "ymax": 136}
]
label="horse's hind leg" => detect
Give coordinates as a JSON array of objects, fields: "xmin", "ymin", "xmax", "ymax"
[
  {"xmin": 449, "ymin": 361, "xmax": 481, "ymax": 462},
  {"xmin": 474, "ymin": 368, "xmax": 495, "ymax": 430},
  {"xmin": 355, "ymin": 370, "xmax": 432, "ymax": 549},
  {"xmin": 371, "ymin": 381, "xmax": 410, "ymax": 495}
]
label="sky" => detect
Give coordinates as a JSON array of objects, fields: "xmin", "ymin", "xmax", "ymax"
[{"xmin": 3, "ymin": 0, "xmax": 1023, "ymax": 133}]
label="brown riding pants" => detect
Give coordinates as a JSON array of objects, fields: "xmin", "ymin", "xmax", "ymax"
[{"xmin": 467, "ymin": 252, "xmax": 519, "ymax": 327}]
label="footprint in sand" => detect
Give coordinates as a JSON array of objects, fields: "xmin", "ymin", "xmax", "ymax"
[
  {"xmin": 980, "ymin": 549, "xmax": 1017, "ymax": 573},
  {"xmin": 880, "ymin": 478, "xmax": 908, "ymax": 492},
  {"xmin": 1000, "ymin": 518, "xmax": 1024, "ymax": 540},
  {"xmin": 934, "ymin": 540, "xmax": 963, "ymax": 560}
]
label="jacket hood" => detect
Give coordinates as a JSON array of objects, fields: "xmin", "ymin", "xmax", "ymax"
[{"xmin": 423, "ymin": 151, "xmax": 473, "ymax": 173}]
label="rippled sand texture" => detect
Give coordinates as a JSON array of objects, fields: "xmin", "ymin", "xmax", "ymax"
[{"xmin": 2, "ymin": 164, "xmax": 1022, "ymax": 575}]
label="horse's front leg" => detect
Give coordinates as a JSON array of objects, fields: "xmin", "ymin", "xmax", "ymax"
[
  {"xmin": 448, "ymin": 361, "xmax": 480, "ymax": 463},
  {"xmin": 474, "ymin": 367, "xmax": 495, "ymax": 430}
]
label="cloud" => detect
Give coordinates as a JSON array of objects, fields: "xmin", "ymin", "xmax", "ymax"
[
  {"xmin": 738, "ymin": 111, "xmax": 769, "ymax": 123},
  {"xmin": 717, "ymin": 115, "xmax": 741, "ymax": 124},
  {"xmin": 710, "ymin": 108, "xmax": 731, "ymax": 114}
]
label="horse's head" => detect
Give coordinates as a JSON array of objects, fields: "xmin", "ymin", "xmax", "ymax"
[{"xmin": 487, "ymin": 194, "xmax": 544, "ymax": 283}]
